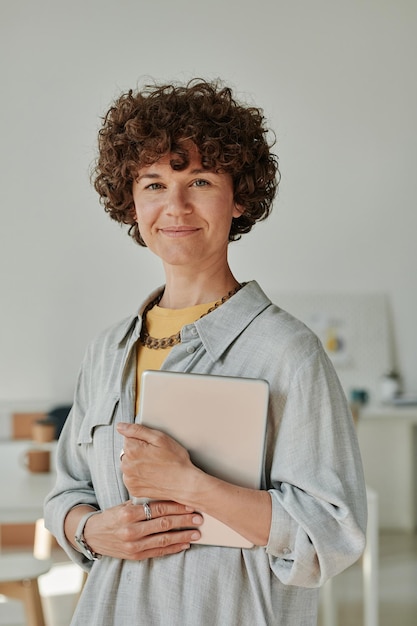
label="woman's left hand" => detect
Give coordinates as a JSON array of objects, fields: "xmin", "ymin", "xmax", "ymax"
[{"xmin": 117, "ymin": 422, "xmax": 199, "ymax": 503}]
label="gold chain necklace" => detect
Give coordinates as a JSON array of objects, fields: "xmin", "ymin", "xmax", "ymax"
[{"xmin": 140, "ymin": 283, "xmax": 245, "ymax": 350}]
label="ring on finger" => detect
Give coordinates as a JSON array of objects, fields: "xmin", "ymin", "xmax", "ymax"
[
  {"xmin": 119, "ymin": 449, "xmax": 125, "ymax": 462},
  {"xmin": 143, "ymin": 502, "xmax": 152, "ymax": 521}
]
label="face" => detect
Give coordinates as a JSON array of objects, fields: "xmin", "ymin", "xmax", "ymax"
[{"xmin": 132, "ymin": 146, "xmax": 242, "ymax": 272}]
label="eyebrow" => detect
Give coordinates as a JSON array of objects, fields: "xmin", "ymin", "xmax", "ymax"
[
  {"xmin": 136, "ymin": 173, "xmax": 161, "ymax": 181},
  {"xmin": 136, "ymin": 168, "xmax": 216, "ymax": 182}
]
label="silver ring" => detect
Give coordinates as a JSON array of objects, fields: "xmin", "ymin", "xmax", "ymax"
[
  {"xmin": 119, "ymin": 449, "xmax": 125, "ymax": 462},
  {"xmin": 143, "ymin": 502, "xmax": 152, "ymax": 521}
]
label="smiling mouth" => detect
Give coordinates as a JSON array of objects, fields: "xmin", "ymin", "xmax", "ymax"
[{"xmin": 159, "ymin": 226, "xmax": 200, "ymax": 237}]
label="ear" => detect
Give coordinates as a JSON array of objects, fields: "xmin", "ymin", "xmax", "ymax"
[{"xmin": 232, "ymin": 203, "xmax": 244, "ymax": 218}]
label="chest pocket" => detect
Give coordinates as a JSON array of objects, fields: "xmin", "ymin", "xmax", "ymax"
[
  {"xmin": 76, "ymin": 395, "xmax": 127, "ymax": 507},
  {"xmin": 77, "ymin": 395, "xmax": 120, "ymax": 445}
]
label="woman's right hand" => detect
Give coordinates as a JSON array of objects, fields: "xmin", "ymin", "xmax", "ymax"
[{"xmin": 72, "ymin": 501, "xmax": 203, "ymax": 560}]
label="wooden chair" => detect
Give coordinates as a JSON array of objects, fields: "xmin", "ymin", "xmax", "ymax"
[
  {"xmin": 0, "ymin": 552, "xmax": 52, "ymax": 626},
  {"xmin": 0, "ymin": 519, "xmax": 53, "ymax": 626}
]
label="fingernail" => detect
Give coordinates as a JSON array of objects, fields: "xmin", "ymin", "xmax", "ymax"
[
  {"xmin": 192, "ymin": 515, "xmax": 203, "ymax": 524},
  {"xmin": 117, "ymin": 423, "xmax": 129, "ymax": 432},
  {"xmin": 191, "ymin": 532, "xmax": 200, "ymax": 540}
]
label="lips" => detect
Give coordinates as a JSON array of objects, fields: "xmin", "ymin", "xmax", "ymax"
[{"xmin": 159, "ymin": 226, "xmax": 200, "ymax": 236}]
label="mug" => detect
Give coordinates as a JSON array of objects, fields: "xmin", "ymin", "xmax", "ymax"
[
  {"xmin": 32, "ymin": 420, "xmax": 56, "ymax": 443},
  {"xmin": 22, "ymin": 448, "xmax": 51, "ymax": 473}
]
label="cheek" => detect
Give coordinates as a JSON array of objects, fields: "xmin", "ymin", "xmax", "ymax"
[
  {"xmin": 134, "ymin": 210, "xmax": 158, "ymax": 249},
  {"xmin": 134, "ymin": 204, "xmax": 152, "ymax": 229},
  {"xmin": 134, "ymin": 197, "xmax": 160, "ymax": 223},
  {"xmin": 132, "ymin": 191, "xmax": 153, "ymax": 225}
]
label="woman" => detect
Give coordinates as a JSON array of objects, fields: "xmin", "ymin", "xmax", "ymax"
[{"xmin": 44, "ymin": 79, "xmax": 367, "ymax": 625}]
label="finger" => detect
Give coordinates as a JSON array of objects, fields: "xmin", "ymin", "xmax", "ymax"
[
  {"xmin": 117, "ymin": 422, "xmax": 158, "ymax": 443},
  {"xmin": 129, "ymin": 528, "xmax": 201, "ymax": 560},
  {"xmin": 122, "ymin": 502, "xmax": 200, "ymax": 530},
  {"xmin": 149, "ymin": 500, "xmax": 195, "ymax": 519},
  {"xmin": 127, "ymin": 500, "xmax": 194, "ymax": 521},
  {"xmin": 122, "ymin": 501, "xmax": 192, "ymax": 526},
  {"xmin": 133, "ymin": 543, "xmax": 192, "ymax": 561},
  {"xmin": 145, "ymin": 511, "xmax": 203, "ymax": 533},
  {"xmin": 120, "ymin": 509, "xmax": 203, "ymax": 543}
]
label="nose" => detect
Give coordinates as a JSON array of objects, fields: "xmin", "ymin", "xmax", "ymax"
[{"xmin": 165, "ymin": 185, "xmax": 192, "ymax": 216}]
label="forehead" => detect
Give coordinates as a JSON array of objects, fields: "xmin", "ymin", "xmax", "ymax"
[{"xmin": 137, "ymin": 145, "xmax": 205, "ymax": 175}]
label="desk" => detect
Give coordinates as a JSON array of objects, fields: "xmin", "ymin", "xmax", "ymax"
[
  {"xmin": 357, "ymin": 405, "xmax": 417, "ymax": 531},
  {"xmin": 0, "ymin": 440, "xmax": 56, "ymax": 525}
]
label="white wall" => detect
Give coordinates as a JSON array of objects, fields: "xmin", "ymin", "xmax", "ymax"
[{"xmin": 1, "ymin": 0, "xmax": 416, "ymax": 409}]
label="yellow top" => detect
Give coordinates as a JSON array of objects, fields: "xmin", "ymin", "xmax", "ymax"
[{"xmin": 135, "ymin": 301, "xmax": 216, "ymax": 415}]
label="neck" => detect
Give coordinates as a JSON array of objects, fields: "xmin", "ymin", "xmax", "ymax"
[
  {"xmin": 159, "ymin": 266, "xmax": 240, "ymax": 309},
  {"xmin": 159, "ymin": 261, "xmax": 239, "ymax": 309}
]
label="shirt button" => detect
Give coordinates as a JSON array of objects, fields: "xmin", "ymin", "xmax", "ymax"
[
  {"xmin": 186, "ymin": 345, "xmax": 196, "ymax": 354},
  {"xmin": 282, "ymin": 547, "xmax": 291, "ymax": 555},
  {"xmin": 191, "ymin": 328, "xmax": 198, "ymax": 336}
]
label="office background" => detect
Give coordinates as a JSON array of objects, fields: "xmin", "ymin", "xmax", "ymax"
[{"xmin": 1, "ymin": 0, "xmax": 416, "ymax": 408}]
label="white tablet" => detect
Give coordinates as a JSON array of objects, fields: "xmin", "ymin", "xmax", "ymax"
[{"xmin": 135, "ymin": 370, "xmax": 269, "ymax": 548}]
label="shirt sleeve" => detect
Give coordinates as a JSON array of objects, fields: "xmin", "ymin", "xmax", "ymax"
[
  {"xmin": 265, "ymin": 341, "xmax": 367, "ymax": 587},
  {"xmin": 43, "ymin": 350, "xmax": 100, "ymax": 571}
]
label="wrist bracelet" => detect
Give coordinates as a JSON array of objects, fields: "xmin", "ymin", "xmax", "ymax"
[{"xmin": 74, "ymin": 510, "xmax": 102, "ymax": 561}]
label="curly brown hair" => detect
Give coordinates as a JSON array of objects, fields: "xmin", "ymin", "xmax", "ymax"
[{"xmin": 92, "ymin": 79, "xmax": 280, "ymax": 246}]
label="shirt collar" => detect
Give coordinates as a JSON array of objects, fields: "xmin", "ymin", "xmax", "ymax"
[
  {"xmin": 111, "ymin": 285, "xmax": 165, "ymax": 347},
  {"xmin": 192, "ymin": 281, "xmax": 271, "ymax": 361},
  {"xmin": 111, "ymin": 281, "xmax": 271, "ymax": 355}
]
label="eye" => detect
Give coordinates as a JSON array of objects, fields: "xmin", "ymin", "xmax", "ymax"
[
  {"xmin": 193, "ymin": 179, "xmax": 209, "ymax": 187},
  {"xmin": 146, "ymin": 182, "xmax": 164, "ymax": 190}
]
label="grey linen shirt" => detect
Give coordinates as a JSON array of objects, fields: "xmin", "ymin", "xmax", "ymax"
[{"xmin": 44, "ymin": 281, "xmax": 367, "ymax": 626}]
